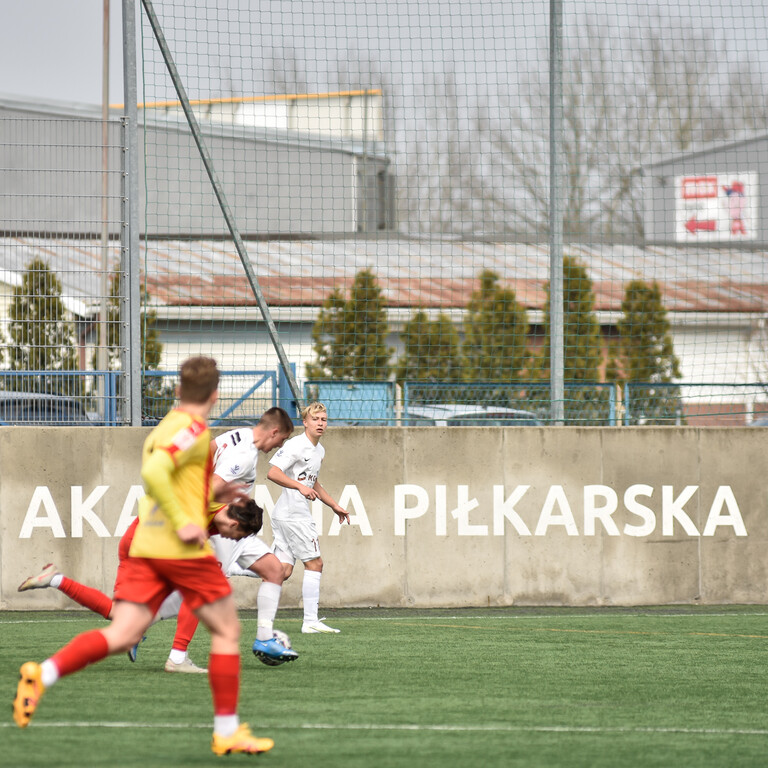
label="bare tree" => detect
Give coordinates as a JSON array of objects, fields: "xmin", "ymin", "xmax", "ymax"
[
  {"xmin": 465, "ymin": 14, "xmax": 768, "ymax": 240},
  {"xmin": 255, "ymin": 12, "xmax": 768, "ymax": 240}
]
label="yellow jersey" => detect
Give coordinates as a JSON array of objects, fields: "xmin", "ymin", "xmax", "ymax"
[{"xmin": 129, "ymin": 408, "xmax": 214, "ymax": 560}]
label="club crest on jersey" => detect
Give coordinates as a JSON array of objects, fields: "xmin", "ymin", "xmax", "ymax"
[{"xmin": 171, "ymin": 422, "xmax": 205, "ymax": 452}]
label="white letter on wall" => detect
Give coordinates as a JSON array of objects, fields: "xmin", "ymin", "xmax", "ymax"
[
  {"xmin": 662, "ymin": 486, "xmax": 700, "ymax": 536},
  {"xmin": 623, "ymin": 484, "xmax": 656, "ymax": 537},
  {"xmin": 493, "ymin": 485, "xmax": 531, "ymax": 536},
  {"xmin": 435, "ymin": 485, "xmax": 447, "ymax": 536},
  {"xmin": 535, "ymin": 486, "xmax": 579, "ymax": 536},
  {"xmin": 583, "ymin": 485, "xmax": 620, "ymax": 536},
  {"xmin": 453, "ymin": 485, "xmax": 485, "ymax": 536},
  {"xmin": 702, "ymin": 486, "xmax": 747, "ymax": 537},
  {"xmin": 19, "ymin": 487, "xmax": 66, "ymax": 538},
  {"xmin": 71, "ymin": 486, "xmax": 111, "ymax": 538},
  {"xmin": 253, "ymin": 484, "xmax": 277, "ymax": 518},
  {"xmin": 328, "ymin": 485, "xmax": 373, "ymax": 536},
  {"xmin": 394, "ymin": 484, "xmax": 429, "ymax": 536},
  {"xmin": 114, "ymin": 485, "xmax": 144, "ymax": 537}
]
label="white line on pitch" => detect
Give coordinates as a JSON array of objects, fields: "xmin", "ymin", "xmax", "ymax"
[
  {"xmin": 1, "ymin": 722, "xmax": 767, "ymax": 737},
  {"xmin": 3, "ymin": 611, "xmax": 768, "ymax": 626}
]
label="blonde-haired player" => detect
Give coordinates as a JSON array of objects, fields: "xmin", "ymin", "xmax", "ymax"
[{"xmin": 267, "ymin": 401, "xmax": 349, "ymax": 634}]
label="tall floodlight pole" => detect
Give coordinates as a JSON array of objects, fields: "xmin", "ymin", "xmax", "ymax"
[
  {"xmin": 549, "ymin": 0, "xmax": 565, "ymax": 424},
  {"xmin": 122, "ymin": 0, "xmax": 142, "ymax": 424}
]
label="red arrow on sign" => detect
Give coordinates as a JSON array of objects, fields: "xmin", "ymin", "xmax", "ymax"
[{"xmin": 685, "ymin": 216, "xmax": 716, "ymax": 234}]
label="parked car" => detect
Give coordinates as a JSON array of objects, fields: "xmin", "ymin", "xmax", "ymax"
[
  {"xmin": 0, "ymin": 392, "xmax": 96, "ymax": 425},
  {"xmin": 404, "ymin": 404, "xmax": 544, "ymax": 426}
]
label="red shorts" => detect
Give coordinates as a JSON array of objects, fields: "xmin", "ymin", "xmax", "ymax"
[
  {"xmin": 113, "ymin": 554, "xmax": 232, "ymax": 615},
  {"xmin": 118, "ymin": 518, "xmax": 139, "ymax": 562}
]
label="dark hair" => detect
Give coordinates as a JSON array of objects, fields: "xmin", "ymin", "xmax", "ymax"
[
  {"xmin": 225, "ymin": 498, "xmax": 263, "ymax": 537},
  {"xmin": 259, "ymin": 406, "xmax": 294, "ymax": 434},
  {"xmin": 179, "ymin": 356, "xmax": 219, "ymax": 404}
]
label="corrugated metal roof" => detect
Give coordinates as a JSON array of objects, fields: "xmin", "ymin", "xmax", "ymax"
[{"xmin": 0, "ymin": 235, "xmax": 766, "ymax": 316}]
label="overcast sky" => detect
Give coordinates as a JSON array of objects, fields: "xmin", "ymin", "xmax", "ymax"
[{"xmin": 1, "ymin": 1, "xmax": 767, "ymax": 107}]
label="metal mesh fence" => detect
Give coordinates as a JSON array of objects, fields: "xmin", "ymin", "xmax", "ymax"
[
  {"xmin": 3, "ymin": 2, "xmax": 768, "ymax": 425},
  {"xmin": 0, "ymin": 117, "xmax": 127, "ymax": 424}
]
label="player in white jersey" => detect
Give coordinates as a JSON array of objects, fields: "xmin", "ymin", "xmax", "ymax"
[{"xmin": 267, "ymin": 402, "xmax": 349, "ymax": 634}]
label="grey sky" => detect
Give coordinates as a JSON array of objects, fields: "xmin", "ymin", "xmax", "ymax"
[{"xmin": 0, "ymin": 1, "xmax": 767, "ymax": 107}]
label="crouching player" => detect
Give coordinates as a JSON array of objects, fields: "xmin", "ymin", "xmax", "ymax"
[{"xmin": 12, "ymin": 356, "xmax": 273, "ymax": 756}]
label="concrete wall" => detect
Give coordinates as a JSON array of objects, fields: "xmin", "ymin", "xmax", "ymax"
[{"xmin": 2, "ymin": 426, "xmax": 766, "ymax": 611}]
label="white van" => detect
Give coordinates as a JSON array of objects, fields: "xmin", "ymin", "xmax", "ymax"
[{"xmin": 404, "ymin": 403, "xmax": 543, "ymax": 426}]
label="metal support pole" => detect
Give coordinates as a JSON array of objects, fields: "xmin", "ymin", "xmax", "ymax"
[
  {"xmin": 549, "ymin": 0, "xmax": 565, "ymax": 424},
  {"xmin": 99, "ymin": 0, "xmax": 110, "ymax": 409},
  {"xmin": 140, "ymin": 0, "xmax": 303, "ymax": 412},
  {"xmin": 122, "ymin": 0, "xmax": 143, "ymax": 425}
]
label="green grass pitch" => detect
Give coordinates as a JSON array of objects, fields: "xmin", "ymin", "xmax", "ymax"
[{"xmin": 3, "ymin": 606, "xmax": 768, "ymax": 767}]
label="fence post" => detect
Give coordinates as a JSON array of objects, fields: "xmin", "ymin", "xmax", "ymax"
[
  {"xmin": 549, "ymin": 0, "xmax": 565, "ymax": 424},
  {"xmin": 121, "ymin": 0, "xmax": 142, "ymax": 425}
]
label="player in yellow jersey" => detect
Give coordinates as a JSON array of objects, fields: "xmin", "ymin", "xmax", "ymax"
[{"xmin": 12, "ymin": 356, "xmax": 274, "ymax": 756}]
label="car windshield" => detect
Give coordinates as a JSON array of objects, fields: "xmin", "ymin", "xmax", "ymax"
[
  {"xmin": 446, "ymin": 414, "xmax": 540, "ymax": 426},
  {"xmin": 0, "ymin": 396, "xmax": 90, "ymax": 425}
]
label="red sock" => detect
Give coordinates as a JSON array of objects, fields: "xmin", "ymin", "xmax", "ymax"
[
  {"xmin": 58, "ymin": 576, "xmax": 113, "ymax": 620},
  {"xmin": 171, "ymin": 601, "xmax": 200, "ymax": 652},
  {"xmin": 208, "ymin": 653, "xmax": 240, "ymax": 715},
  {"xmin": 50, "ymin": 629, "xmax": 110, "ymax": 678}
]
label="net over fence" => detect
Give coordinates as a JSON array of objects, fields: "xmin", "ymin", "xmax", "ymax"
[{"xmin": 2, "ymin": 1, "xmax": 768, "ymax": 424}]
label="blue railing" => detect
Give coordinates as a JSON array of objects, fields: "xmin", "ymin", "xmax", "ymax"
[
  {"xmin": 143, "ymin": 369, "xmax": 289, "ymax": 426},
  {"xmin": 0, "ymin": 369, "xmax": 290, "ymax": 426},
  {"xmin": 624, "ymin": 382, "xmax": 768, "ymax": 425},
  {"xmin": 0, "ymin": 372, "xmax": 764, "ymax": 426}
]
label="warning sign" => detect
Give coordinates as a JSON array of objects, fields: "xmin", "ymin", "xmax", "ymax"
[{"xmin": 675, "ymin": 172, "xmax": 758, "ymax": 242}]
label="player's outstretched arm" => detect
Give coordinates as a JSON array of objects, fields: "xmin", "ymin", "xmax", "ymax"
[{"xmin": 313, "ymin": 482, "xmax": 349, "ymax": 524}]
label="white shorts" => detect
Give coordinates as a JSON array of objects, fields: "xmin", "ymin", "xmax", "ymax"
[
  {"xmin": 155, "ymin": 590, "xmax": 183, "ymax": 620},
  {"xmin": 271, "ymin": 516, "xmax": 321, "ymax": 564},
  {"xmin": 212, "ymin": 534, "xmax": 273, "ymax": 577}
]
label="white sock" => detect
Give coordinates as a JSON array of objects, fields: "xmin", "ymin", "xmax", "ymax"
[
  {"xmin": 168, "ymin": 649, "xmax": 187, "ymax": 664},
  {"xmin": 256, "ymin": 581, "xmax": 282, "ymax": 641},
  {"xmin": 40, "ymin": 659, "xmax": 60, "ymax": 688},
  {"xmin": 302, "ymin": 570, "xmax": 322, "ymax": 623},
  {"xmin": 214, "ymin": 714, "xmax": 239, "ymax": 738},
  {"xmin": 50, "ymin": 574, "xmax": 63, "ymax": 589}
]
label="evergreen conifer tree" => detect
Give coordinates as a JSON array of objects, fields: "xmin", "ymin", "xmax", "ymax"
[
  {"xmin": 306, "ymin": 269, "xmax": 392, "ymax": 380},
  {"xmin": 617, "ymin": 279, "xmax": 682, "ymax": 424},
  {"xmin": 462, "ymin": 270, "xmax": 529, "ymax": 406},
  {"xmin": 6, "ymin": 259, "xmax": 81, "ymax": 396}
]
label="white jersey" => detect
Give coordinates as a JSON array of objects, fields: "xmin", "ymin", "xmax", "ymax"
[
  {"xmin": 269, "ymin": 432, "xmax": 325, "ymax": 522},
  {"xmin": 212, "ymin": 533, "xmax": 271, "ymax": 575},
  {"xmin": 212, "ymin": 427, "xmax": 259, "ymax": 495},
  {"xmin": 210, "ymin": 427, "xmax": 270, "ymax": 573}
]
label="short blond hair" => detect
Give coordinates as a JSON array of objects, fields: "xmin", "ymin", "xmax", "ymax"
[{"xmin": 301, "ymin": 401, "xmax": 327, "ymax": 420}]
